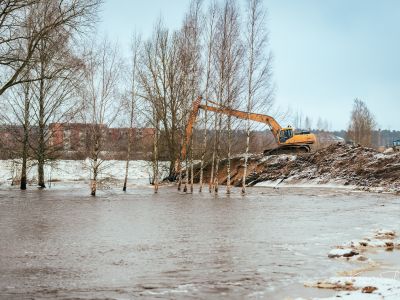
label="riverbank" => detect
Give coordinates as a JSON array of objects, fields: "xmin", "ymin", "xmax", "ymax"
[
  {"xmin": 195, "ymin": 143, "xmax": 400, "ymax": 194},
  {"xmin": 1, "ymin": 143, "xmax": 399, "ymax": 194}
]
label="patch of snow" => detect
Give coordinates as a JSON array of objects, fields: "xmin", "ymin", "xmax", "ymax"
[
  {"xmin": 328, "ymin": 248, "xmax": 358, "ymax": 258},
  {"xmin": 303, "ymin": 276, "xmax": 400, "ymax": 299},
  {"xmin": 259, "ymin": 154, "xmax": 296, "ymax": 163},
  {"xmin": 0, "ymin": 159, "xmax": 170, "ymax": 186},
  {"xmin": 254, "ymin": 180, "xmax": 356, "ymax": 190},
  {"xmin": 384, "ymin": 148, "xmax": 394, "ymax": 154},
  {"xmin": 342, "ymin": 238, "xmax": 396, "ymax": 249},
  {"xmin": 374, "ymin": 153, "xmax": 389, "ymax": 159},
  {"xmin": 374, "ymin": 229, "xmax": 396, "ymax": 239}
]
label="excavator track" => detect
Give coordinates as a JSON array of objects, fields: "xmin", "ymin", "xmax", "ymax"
[{"xmin": 264, "ymin": 145, "xmax": 311, "ymax": 156}]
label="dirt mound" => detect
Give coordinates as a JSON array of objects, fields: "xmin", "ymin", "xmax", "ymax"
[{"xmin": 195, "ymin": 143, "xmax": 400, "ymax": 193}]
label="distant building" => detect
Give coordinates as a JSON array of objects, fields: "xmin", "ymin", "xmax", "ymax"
[
  {"xmin": 48, "ymin": 123, "xmax": 155, "ymax": 159},
  {"xmin": 0, "ymin": 123, "xmax": 155, "ymax": 160}
]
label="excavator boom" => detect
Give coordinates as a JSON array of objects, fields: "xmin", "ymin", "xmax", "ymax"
[
  {"xmin": 198, "ymin": 101, "xmax": 282, "ymax": 137},
  {"xmin": 180, "ymin": 96, "xmax": 316, "ymax": 164}
]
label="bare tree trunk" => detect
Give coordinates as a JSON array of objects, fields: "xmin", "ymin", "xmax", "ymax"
[
  {"xmin": 153, "ymin": 120, "xmax": 159, "ymax": 193},
  {"xmin": 190, "ymin": 133, "xmax": 194, "ymax": 193},
  {"xmin": 226, "ymin": 114, "xmax": 232, "ymax": 194},
  {"xmin": 37, "ymin": 67, "xmax": 46, "ymax": 188},
  {"xmin": 123, "ymin": 128, "xmax": 132, "ymax": 192},
  {"xmin": 209, "ymin": 145, "xmax": 216, "ymax": 193},
  {"xmin": 214, "ymin": 113, "xmax": 222, "ymax": 194},
  {"xmin": 20, "ymin": 83, "xmax": 30, "ymax": 190},
  {"xmin": 199, "ymin": 102, "xmax": 208, "ymax": 192},
  {"xmin": 21, "ymin": 142, "xmax": 28, "ymax": 190},
  {"xmin": 177, "ymin": 129, "xmax": 184, "ymax": 191},
  {"xmin": 90, "ymin": 132, "xmax": 100, "ymax": 196},
  {"xmin": 183, "ymin": 156, "xmax": 189, "ymax": 193},
  {"xmin": 209, "ymin": 110, "xmax": 218, "ymax": 193},
  {"xmin": 91, "ymin": 159, "xmax": 98, "ymax": 196},
  {"xmin": 242, "ymin": 117, "xmax": 251, "ymax": 194}
]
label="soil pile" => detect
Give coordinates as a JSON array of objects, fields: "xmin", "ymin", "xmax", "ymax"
[{"xmin": 196, "ymin": 143, "xmax": 400, "ymax": 192}]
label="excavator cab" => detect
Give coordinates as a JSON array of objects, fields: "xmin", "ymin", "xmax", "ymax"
[{"xmin": 279, "ymin": 127, "xmax": 294, "ymax": 143}]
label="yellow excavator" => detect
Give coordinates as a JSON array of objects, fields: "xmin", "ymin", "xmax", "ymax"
[{"xmin": 181, "ymin": 96, "xmax": 316, "ymax": 160}]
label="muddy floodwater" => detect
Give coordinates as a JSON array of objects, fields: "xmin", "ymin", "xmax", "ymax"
[{"xmin": 0, "ymin": 185, "xmax": 399, "ymax": 299}]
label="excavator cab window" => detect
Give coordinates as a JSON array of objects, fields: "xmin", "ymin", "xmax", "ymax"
[{"xmin": 279, "ymin": 129, "xmax": 293, "ymax": 143}]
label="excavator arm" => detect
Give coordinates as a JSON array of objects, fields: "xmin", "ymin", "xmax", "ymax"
[
  {"xmin": 199, "ymin": 100, "xmax": 282, "ymax": 136},
  {"xmin": 180, "ymin": 97, "xmax": 282, "ymax": 161},
  {"xmin": 176, "ymin": 96, "xmax": 316, "ymax": 175}
]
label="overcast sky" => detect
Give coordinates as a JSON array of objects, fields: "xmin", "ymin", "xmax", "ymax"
[{"xmin": 99, "ymin": 0, "xmax": 400, "ymax": 131}]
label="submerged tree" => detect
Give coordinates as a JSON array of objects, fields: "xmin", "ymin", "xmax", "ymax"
[
  {"xmin": 0, "ymin": 0, "xmax": 101, "ymax": 189},
  {"xmin": 30, "ymin": 27, "xmax": 83, "ymax": 188},
  {"xmin": 79, "ymin": 39, "xmax": 123, "ymax": 196},
  {"xmin": 199, "ymin": 1, "xmax": 218, "ymax": 193},
  {"xmin": 0, "ymin": 80, "xmax": 33, "ymax": 190},
  {"xmin": 139, "ymin": 21, "xmax": 187, "ymax": 179},
  {"xmin": 178, "ymin": 0, "xmax": 203, "ymax": 193},
  {"xmin": 211, "ymin": 0, "xmax": 243, "ymax": 194},
  {"xmin": 123, "ymin": 33, "xmax": 141, "ymax": 192},
  {"xmin": 242, "ymin": 0, "xmax": 273, "ymax": 194}
]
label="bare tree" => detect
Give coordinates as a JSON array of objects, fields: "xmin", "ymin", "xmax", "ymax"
[
  {"xmin": 0, "ymin": 0, "xmax": 100, "ymax": 189},
  {"xmin": 178, "ymin": 0, "xmax": 203, "ymax": 193},
  {"xmin": 123, "ymin": 33, "xmax": 141, "ymax": 192},
  {"xmin": 30, "ymin": 19, "xmax": 84, "ymax": 188},
  {"xmin": 347, "ymin": 98, "xmax": 376, "ymax": 147},
  {"xmin": 0, "ymin": 0, "xmax": 101, "ymax": 96},
  {"xmin": 242, "ymin": 0, "xmax": 273, "ymax": 193},
  {"xmin": 139, "ymin": 21, "xmax": 188, "ymax": 179},
  {"xmin": 0, "ymin": 23, "xmax": 82, "ymax": 189},
  {"xmin": 79, "ymin": 39, "xmax": 122, "ymax": 196},
  {"xmin": 199, "ymin": 1, "xmax": 217, "ymax": 193},
  {"xmin": 0, "ymin": 80, "xmax": 33, "ymax": 189},
  {"xmin": 212, "ymin": 0, "xmax": 243, "ymax": 194}
]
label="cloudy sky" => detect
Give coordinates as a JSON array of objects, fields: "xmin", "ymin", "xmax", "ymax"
[{"xmin": 100, "ymin": 0, "xmax": 400, "ymax": 131}]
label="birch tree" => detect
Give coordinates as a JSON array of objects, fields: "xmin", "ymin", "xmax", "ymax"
[
  {"xmin": 79, "ymin": 39, "xmax": 122, "ymax": 196},
  {"xmin": 139, "ymin": 21, "xmax": 187, "ymax": 179},
  {"xmin": 0, "ymin": 80, "xmax": 33, "ymax": 189},
  {"xmin": 212, "ymin": 0, "xmax": 243, "ymax": 194},
  {"xmin": 242, "ymin": 0, "xmax": 273, "ymax": 194},
  {"xmin": 30, "ymin": 28, "xmax": 83, "ymax": 188},
  {"xmin": 178, "ymin": 0, "xmax": 203, "ymax": 193},
  {"xmin": 123, "ymin": 33, "xmax": 141, "ymax": 192},
  {"xmin": 199, "ymin": 1, "xmax": 217, "ymax": 193},
  {"xmin": 0, "ymin": 0, "xmax": 100, "ymax": 189}
]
